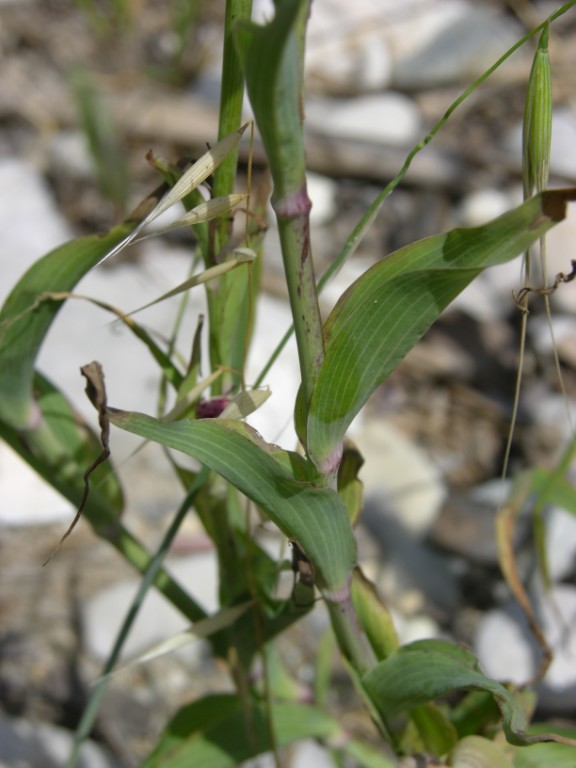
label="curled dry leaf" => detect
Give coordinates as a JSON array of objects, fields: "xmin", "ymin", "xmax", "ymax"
[{"xmin": 44, "ymin": 361, "xmax": 111, "ymax": 564}]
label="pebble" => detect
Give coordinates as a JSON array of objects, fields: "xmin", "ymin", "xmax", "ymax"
[
  {"xmin": 307, "ymin": 172, "xmax": 338, "ymax": 225},
  {"xmin": 292, "ymin": 740, "xmax": 338, "ymax": 768},
  {"xmin": 451, "ymin": 259, "xmax": 525, "ymax": 321},
  {"xmin": 458, "ymin": 188, "xmax": 518, "ymax": 228},
  {"xmin": 430, "ymin": 489, "xmax": 525, "ymax": 568},
  {"xmin": 361, "ymin": 496, "xmax": 460, "ymax": 618},
  {"xmin": 305, "ymin": 0, "xmax": 393, "ymax": 92},
  {"xmin": 48, "ymin": 130, "xmax": 95, "ymax": 181},
  {"xmin": 0, "ymin": 160, "xmax": 73, "ymax": 304},
  {"xmin": 475, "ymin": 584, "xmax": 576, "ymax": 714},
  {"xmin": 355, "ymin": 419, "xmax": 446, "ymax": 536},
  {"xmin": 82, "ymin": 552, "xmax": 218, "ymax": 663},
  {"xmin": 245, "ymin": 293, "xmax": 301, "ymax": 449},
  {"xmin": 529, "ymin": 313, "xmax": 576, "ymax": 370},
  {"xmin": 305, "ymin": 93, "xmax": 421, "ymax": 146},
  {"xmin": 0, "ymin": 713, "xmax": 119, "ymax": 768},
  {"xmin": 0, "ymin": 442, "xmax": 74, "ymax": 525},
  {"xmin": 524, "ymin": 390, "xmax": 576, "ymax": 448},
  {"xmin": 391, "ymin": 5, "xmax": 523, "ymax": 90},
  {"xmin": 544, "ymin": 505, "xmax": 576, "ymax": 583}
]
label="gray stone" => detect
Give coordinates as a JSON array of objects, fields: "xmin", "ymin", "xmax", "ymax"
[
  {"xmin": 458, "ymin": 188, "xmax": 517, "ymax": 228},
  {"xmin": 0, "ymin": 160, "xmax": 72, "ymax": 304},
  {"xmin": 0, "ymin": 442, "xmax": 74, "ymax": 525},
  {"xmin": 361, "ymin": 498, "xmax": 460, "ymax": 618},
  {"xmin": 82, "ymin": 552, "xmax": 218, "ymax": 663},
  {"xmin": 0, "ymin": 713, "xmax": 118, "ymax": 768},
  {"xmin": 392, "ymin": 6, "xmax": 523, "ymax": 90},
  {"xmin": 354, "ymin": 420, "xmax": 446, "ymax": 536},
  {"xmin": 245, "ymin": 293, "xmax": 301, "ymax": 449},
  {"xmin": 305, "ymin": 93, "xmax": 421, "ymax": 146},
  {"xmin": 544, "ymin": 505, "xmax": 576, "ymax": 583},
  {"xmin": 475, "ymin": 584, "xmax": 576, "ymax": 714}
]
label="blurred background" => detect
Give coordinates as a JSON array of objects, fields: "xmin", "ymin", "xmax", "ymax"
[{"xmin": 1, "ymin": 1, "xmax": 576, "ymax": 765}]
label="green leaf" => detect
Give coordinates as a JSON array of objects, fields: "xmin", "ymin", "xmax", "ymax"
[
  {"xmin": 406, "ymin": 703, "xmax": 457, "ymax": 757},
  {"xmin": 339, "ymin": 738, "xmax": 397, "ymax": 768},
  {"xmin": 235, "ymin": 0, "xmax": 307, "ymax": 201},
  {"xmin": 107, "ymin": 411, "xmax": 356, "ymax": 593},
  {"xmin": 0, "ymin": 211, "xmax": 149, "ymax": 428},
  {"xmin": 351, "ymin": 568, "xmax": 398, "ymax": 662},
  {"xmin": 125, "ymin": 245, "xmax": 254, "ymax": 316},
  {"xmin": 0, "ymin": 371, "xmax": 122, "ymax": 519},
  {"xmin": 362, "ymin": 639, "xmax": 541, "ymax": 747},
  {"xmin": 523, "ymin": 24, "xmax": 552, "ymax": 195},
  {"xmin": 307, "ymin": 189, "xmax": 576, "ymax": 467},
  {"xmin": 142, "ymin": 694, "xmax": 339, "ymax": 768},
  {"xmin": 452, "ymin": 735, "xmax": 514, "ymax": 768},
  {"xmin": 0, "ymin": 372, "xmax": 207, "ymax": 627},
  {"xmin": 514, "ymin": 727, "xmax": 576, "ymax": 768},
  {"xmin": 110, "ymin": 601, "xmax": 254, "ymax": 673},
  {"xmin": 96, "ymin": 125, "xmax": 248, "ymax": 267},
  {"xmin": 337, "ymin": 439, "xmax": 364, "ymax": 524}
]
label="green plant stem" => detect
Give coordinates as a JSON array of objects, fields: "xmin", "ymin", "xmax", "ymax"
[
  {"xmin": 253, "ymin": 0, "xmax": 576, "ymax": 390},
  {"xmin": 325, "ymin": 586, "xmax": 376, "ymax": 677},
  {"xmin": 207, "ymin": 0, "xmax": 252, "ymax": 394},
  {"xmin": 212, "ymin": 0, "xmax": 252, "ymax": 254},
  {"xmin": 274, "ymin": 193, "xmax": 324, "ymax": 410}
]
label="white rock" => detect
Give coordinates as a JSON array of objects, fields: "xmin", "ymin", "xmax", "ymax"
[
  {"xmin": 391, "ymin": 5, "xmax": 523, "ymax": 90},
  {"xmin": 451, "ymin": 259, "xmax": 524, "ymax": 321},
  {"xmin": 469, "ymin": 478, "xmax": 514, "ymax": 508},
  {"xmin": 0, "ymin": 713, "xmax": 118, "ymax": 768},
  {"xmin": 544, "ymin": 506, "xmax": 576, "ymax": 583},
  {"xmin": 529, "ymin": 313, "xmax": 576, "ymax": 356},
  {"xmin": 548, "ymin": 108, "xmax": 576, "ymax": 177},
  {"xmin": 253, "ymin": 0, "xmax": 395, "ymax": 92},
  {"xmin": 524, "ymin": 390, "xmax": 576, "ymax": 447},
  {"xmin": 458, "ymin": 188, "xmax": 517, "ymax": 227},
  {"xmin": 0, "ymin": 442, "xmax": 74, "ymax": 525},
  {"xmin": 475, "ymin": 584, "xmax": 576, "ymax": 713},
  {"xmin": 0, "ymin": 160, "xmax": 73, "ymax": 305},
  {"xmin": 475, "ymin": 603, "xmax": 534, "ymax": 686},
  {"xmin": 306, "ymin": 93, "xmax": 421, "ymax": 146},
  {"xmin": 246, "ymin": 293, "xmax": 301, "ymax": 449},
  {"xmin": 83, "ymin": 552, "xmax": 218, "ymax": 662},
  {"xmin": 307, "ymin": 172, "xmax": 338, "ymax": 225},
  {"xmin": 306, "ymin": 6, "xmax": 392, "ymax": 92},
  {"xmin": 49, "ymin": 131, "xmax": 95, "ymax": 180},
  {"xmin": 319, "ymin": 257, "xmax": 373, "ymax": 314},
  {"xmin": 395, "ymin": 613, "xmax": 440, "ymax": 645},
  {"xmin": 355, "ymin": 420, "xmax": 446, "ymax": 536},
  {"xmin": 292, "ymin": 739, "xmax": 335, "ymax": 768}
]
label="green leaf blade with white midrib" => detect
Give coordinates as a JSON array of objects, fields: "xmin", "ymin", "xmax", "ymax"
[
  {"xmin": 307, "ymin": 190, "xmax": 576, "ymax": 467},
  {"xmin": 107, "ymin": 412, "xmax": 356, "ymax": 593}
]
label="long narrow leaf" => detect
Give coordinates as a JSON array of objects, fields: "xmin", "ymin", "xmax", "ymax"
[
  {"xmin": 95, "ymin": 125, "xmax": 248, "ymax": 267},
  {"xmin": 126, "ymin": 248, "xmax": 255, "ymax": 316},
  {"xmin": 106, "ymin": 411, "xmax": 356, "ymax": 593},
  {"xmin": 0, "ymin": 220, "xmax": 141, "ymax": 428},
  {"xmin": 307, "ymin": 189, "xmax": 576, "ymax": 467}
]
